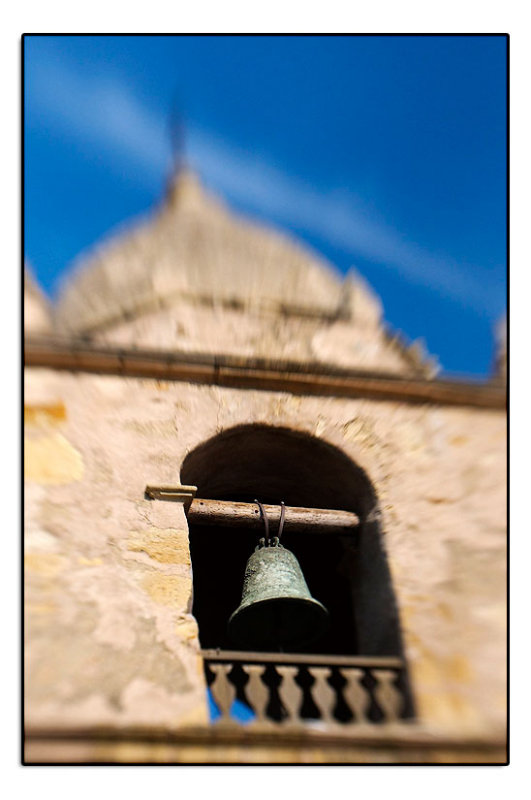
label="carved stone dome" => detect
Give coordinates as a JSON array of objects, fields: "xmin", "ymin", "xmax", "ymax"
[
  {"xmin": 54, "ymin": 170, "xmax": 381, "ymax": 335},
  {"xmin": 24, "ymin": 265, "xmax": 53, "ymax": 336}
]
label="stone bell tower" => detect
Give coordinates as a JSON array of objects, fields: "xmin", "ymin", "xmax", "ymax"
[{"xmin": 24, "ymin": 169, "xmax": 506, "ymax": 764}]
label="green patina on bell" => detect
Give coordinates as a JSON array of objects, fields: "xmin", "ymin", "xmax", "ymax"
[{"xmin": 228, "ymin": 537, "xmax": 329, "ymax": 650}]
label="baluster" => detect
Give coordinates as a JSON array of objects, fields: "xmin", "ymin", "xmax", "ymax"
[
  {"xmin": 310, "ymin": 666, "xmax": 336, "ymax": 724},
  {"xmin": 343, "ymin": 667, "xmax": 370, "ymax": 723},
  {"xmin": 372, "ymin": 668, "xmax": 402, "ymax": 722},
  {"xmin": 277, "ymin": 666, "xmax": 303, "ymax": 723},
  {"xmin": 245, "ymin": 664, "xmax": 270, "ymax": 725},
  {"xmin": 208, "ymin": 663, "xmax": 236, "ymax": 724}
]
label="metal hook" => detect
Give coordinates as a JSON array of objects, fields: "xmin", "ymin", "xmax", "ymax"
[
  {"xmin": 278, "ymin": 501, "xmax": 286, "ymax": 540},
  {"xmin": 254, "ymin": 499, "xmax": 270, "ymax": 543}
]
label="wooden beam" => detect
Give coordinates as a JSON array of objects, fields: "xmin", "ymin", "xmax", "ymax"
[{"xmin": 187, "ymin": 498, "xmax": 359, "ymax": 535}]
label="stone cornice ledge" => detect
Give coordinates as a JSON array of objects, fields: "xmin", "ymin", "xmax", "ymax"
[
  {"xmin": 24, "ymin": 336, "xmax": 506, "ymax": 410},
  {"xmin": 25, "ymin": 721, "xmax": 506, "ymax": 747},
  {"xmin": 24, "ymin": 724, "xmax": 507, "ymax": 764}
]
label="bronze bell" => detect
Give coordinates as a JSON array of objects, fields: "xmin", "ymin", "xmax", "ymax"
[{"xmin": 228, "ymin": 502, "xmax": 329, "ymax": 650}]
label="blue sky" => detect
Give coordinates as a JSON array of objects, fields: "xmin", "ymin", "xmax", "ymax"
[{"xmin": 24, "ymin": 35, "xmax": 507, "ymax": 376}]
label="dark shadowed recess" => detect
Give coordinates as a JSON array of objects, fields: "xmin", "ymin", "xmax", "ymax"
[{"xmin": 181, "ymin": 424, "xmax": 406, "ymax": 661}]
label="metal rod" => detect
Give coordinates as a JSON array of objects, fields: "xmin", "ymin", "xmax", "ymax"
[
  {"xmin": 254, "ymin": 499, "xmax": 270, "ymax": 542},
  {"xmin": 278, "ymin": 501, "xmax": 286, "ymax": 540}
]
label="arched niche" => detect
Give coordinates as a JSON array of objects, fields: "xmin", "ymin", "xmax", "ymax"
[{"xmin": 181, "ymin": 424, "xmax": 405, "ymax": 661}]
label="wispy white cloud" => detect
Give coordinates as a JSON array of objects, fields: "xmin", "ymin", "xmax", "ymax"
[
  {"xmin": 27, "ymin": 57, "xmax": 503, "ymax": 316},
  {"xmin": 28, "ymin": 59, "xmax": 171, "ymax": 176},
  {"xmin": 187, "ymin": 131, "xmax": 502, "ymax": 314}
]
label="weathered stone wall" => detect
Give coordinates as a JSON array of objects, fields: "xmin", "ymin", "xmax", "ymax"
[{"xmin": 24, "ymin": 366, "xmax": 506, "ymax": 742}]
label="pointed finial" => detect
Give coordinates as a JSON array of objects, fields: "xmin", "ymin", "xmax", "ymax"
[
  {"xmin": 168, "ymin": 92, "xmax": 186, "ymax": 175},
  {"xmin": 165, "ymin": 167, "xmax": 207, "ymax": 210}
]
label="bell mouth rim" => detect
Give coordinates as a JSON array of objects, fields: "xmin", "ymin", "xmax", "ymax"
[{"xmin": 227, "ymin": 595, "xmax": 329, "ymax": 649}]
